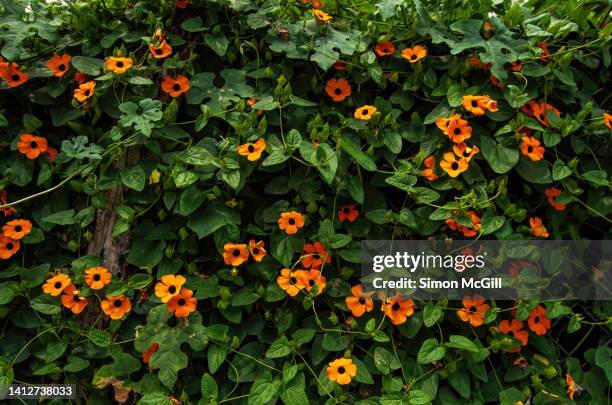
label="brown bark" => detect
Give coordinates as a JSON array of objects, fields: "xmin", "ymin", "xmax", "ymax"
[{"xmin": 81, "ymin": 146, "xmax": 142, "ymax": 326}]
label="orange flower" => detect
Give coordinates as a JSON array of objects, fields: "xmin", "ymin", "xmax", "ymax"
[
  {"xmin": 325, "ymin": 78, "xmax": 351, "ymax": 102},
  {"xmin": 511, "ymin": 61, "xmax": 523, "ymax": 71},
  {"xmin": 374, "ymin": 41, "xmax": 395, "ymax": 57},
  {"xmin": 462, "ymin": 95, "xmax": 490, "ymax": 116},
  {"xmin": 529, "ymin": 217, "xmax": 549, "ymax": 238},
  {"xmin": 489, "ymin": 75, "xmax": 504, "ymax": 89},
  {"xmin": 520, "ymin": 136, "xmax": 545, "ymax": 161},
  {"xmin": 440, "ymin": 152, "xmax": 469, "ymax": 177},
  {"xmin": 354, "ymin": 105, "xmax": 377, "ymax": 120},
  {"xmin": 84, "ymin": 266, "xmax": 112, "ymax": 290},
  {"xmin": 73, "ymin": 72, "xmax": 87, "ymax": 84},
  {"xmin": 0, "ymin": 191, "xmax": 16, "ymax": 217},
  {"xmin": 545, "ymin": 187, "xmax": 566, "ymax": 211},
  {"xmin": 105, "ymin": 57, "xmax": 133, "ymax": 74},
  {"xmin": 498, "ymin": 319, "xmax": 528, "ymax": 352},
  {"xmin": 276, "ymin": 268, "xmax": 307, "ymax": 296},
  {"xmin": 278, "ymin": 211, "xmax": 305, "ymax": 235},
  {"xmin": 421, "ymin": 155, "xmax": 438, "ymax": 181},
  {"xmin": 538, "ymin": 41, "xmax": 550, "ymax": 63},
  {"xmin": 401, "ymin": 46, "xmax": 426, "ymax": 63},
  {"xmin": 603, "ymin": 112, "xmax": 612, "ymax": 130},
  {"xmin": 452, "ymin": 143, "xmax": 479, "ymax": 162},
  {"xmin": 445, "ymin": 117, "xmax": 472, "ymax": 143},
  {"xmin": 0, "ymin": 62, "xmax": 29, "ymax": 87},
  {"xmin": 521, "ymin": 100, "xmax": 537, "ymax": 117},
  {"xmin": 46, "ymin": 147, "xmax": 58, "ymax": 162},
  {"xmin": 326, "ymin": 358, "xmax": 357, "ymax": 385},
  {"xmin": 175, "ymin": 0, "xmax": 191, "ymax": 8},
  {"xmin": 565, "ymin": 373, "xmax": 584, "ymax": 400},
  {"xmin": 60, "ymin": 284, "xmax": 88, "ymax": 314},
  {"xmin": 333, "ymin": 61, "xmax": 346, "ymax": 71},
  {"xmin": 0, "ymin": 235, "xmax": 20, "ymax": 260},
  {"xmin": 299, "ymin": 268, "xmax": 326, "ymax": 295},
  {"xmin": 155, "ymin": 274, "xmax": 186, "ymax": 303},
  {"xmin": 302, "ymin": 241, "xmax": 331, "ymax": 269},
  {"xmin": 514, "ymin": 355, "xmax": 528, "ymax": 369},
  {"xmin": 382, "ymin": 295, "xmax": 414, "ymax": 325},
  {"xmin": 223, "ymin": 243, "xmax": 249, "ymax": 266},
  {"xmin": 101, "ymin": 295, "xmax": 131, "ymax": 320},
  {"xmin": 435, "ymin": 113, "xmax": 461, "ymax": 134},
  {"xmin": 313, "ymin": 9, "xmax": 332, "ymax": 23},
  {"xmin": 73, "ymin": 81, "xmax": 96, "ymax": 103},
  {"xmin": 161, "ymin": 75, "xmax": 190, "ymax": 97},
  {"xmin": 338, "ymin": 204, "xmax": 359, "ymax": 222},
  {"xmin": 531, "ymin": 102, "xmax": 560, "ymax": 127},
  {"xmin": 149, "ymin": 40, "xmax": 172, "ymax": 59},
  {"xmin": 47, "ymin": 54, "xmax": 71, "ymax": 77},
  {"xmin": 527, "ymin": 305, "xmax": 550, "ymax": 335},
  {"xmin": 143, "ymin": 342, "xmax": 159, "ymax": 363},
  {"xmin": 460, "ymin": 210, "xmax": 481, "ymax": 237},
  {"xmin": 249, "ymin": 240, "xmax": 267, "ymax": 262},
  {"xmin": 167, "ymin": 288, "xmax": 197, "ymax": 318},
  {"xmin": 42, "ymin": 273, "xmax": 71, "ymax": 296},
  {"xmin": 457, "ymin": 295, "xmax": 490, "ymax": 327},
  {"xmin": 2, "ymin": 219, "xmax": 32, "ymax": 240},
  {"xmin": 237, "ymin": 138, "xmax": 266, "ymax": 161},
  {"xmin": 345, "ymin": 284, "xmax": 374, "ymax": 317},
  {"xmin": 486, "ymin": 98, "xmax": 498, "ymax": 112},
  {"xmin": 17, "ymin": 134, "xmax": 48, "ymax": 159}
]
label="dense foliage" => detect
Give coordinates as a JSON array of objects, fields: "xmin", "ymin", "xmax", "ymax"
[{"xmin": 0, "ymin": 0, "xmax": 611, "ymax": 403}]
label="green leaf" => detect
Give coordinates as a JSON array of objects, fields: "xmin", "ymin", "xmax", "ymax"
[
  {"xmin": 480, "ymin": 136, "xmax": 519, "ymax": 174},
  {"xmin": 121, "ymin": 165, "xmax": 146, "ymax": 191},
  {"xmin": 374, "ymin": 347, "xmax": 401, "ymax": 375},
  {"xmin": 446, "ymin": 335, "xmax": 479, "ymax": 352},
  {"xmin": 70, "ymin": 56, "xmax": 105, "ymax": 75},
  {"xmin": 551, "ymin": 159, "xmax": 571, "ymax": 181},
  {"xmin": 265, "ymin": 336, "xmax": 292, "ymax": 358},
  {"xmin": 340, "ymin": 138, "xmax": 377, "ymax": 171},
  {"xmin": 447, "ymin": 84, "xmax": 463, "ymax": 107},
  {"xmin": 248, "ymin": 373, "xmax": 281, "ymax": 405},
  {"xmin": 187, "ymin": 203, "xmax": 241, "ymax": 239},
  {"xmin": 119, "ymin": 99, "xmax": 163, "ymax": 137},
  {"xmin": 417, "ymin": 338, "xmax": 446, "ymax": 364},
  {"xmin": 207, "ymin": 344, "xmax": 227, "ymax": 374},
  {"xmin": 409, "ymin": 390, "xmax": 433, "ymax": 405},
  {"xmin": 376, "ymin": 0, "xmax": 404, "ymax": 21},
  {"xmin": 201, "ymin": 373, "xmax": 218, "ymax": 401},
  {"xmin": 515, "ymin": 158, "xmax": 552, "ymax": 184},
  {"xmin": 423, "ymin": 303, "xmax": 444, "ymax": 327},
  {"xmin": 188, "ymin": 69, "xmax": 254, "ymax": 113},
  {"xmin": 205, "ymin": 30, "xmax": 229, "ymax": 56},
  {"xmin": 42, "ymin": 209, "xmax": 76, "ymax": 225},
  {"xmin": 61, "ymin": 136, "xmax": 103, "ymax": 160},
  {"xmin": 310, "ymin": 27, "xmax": 358, "ymax": 70}
]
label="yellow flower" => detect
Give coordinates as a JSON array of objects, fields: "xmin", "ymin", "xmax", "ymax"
[
  {"xmin": 149, "ymin": 169, "xmax": 161, "ymax": 184},
  {"xmin": 354, "ymin": 105, "xmax": 377, "ymax": 120}
]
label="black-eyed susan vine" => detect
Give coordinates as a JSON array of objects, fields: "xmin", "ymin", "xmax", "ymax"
[{"xmin": 0, "ymin": 0, "xmax": 610, "ymax": 403}]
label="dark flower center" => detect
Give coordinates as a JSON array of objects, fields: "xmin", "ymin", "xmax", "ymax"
[
  {"xmin": 6, "ymin": 242, "xmax": 14, "ymax": 250},
  {"xmin": 155, "ymin": 49, "xmax": 163, "ymax": 55},
  {"xmin": 54, "ymin": 282, "xmax": 62, "ymax": 289},
  {"xmin": 93, "ymin": 274, "xmax": 101, "ymax": 281},
  {"xmin": 507, "ymin": 331, "xmax": 514, "ymax": 338},
  {"xmin": 248, "ymin": 144, "xmax": 255, "ymax": 153},
  {"xmin": 84, "ymin": 89, "xmax": 91, "ymax": 96},
  {"xmin": 172, "ymin": 83, "xmax": 181, "ymax": 91},
  {"xmin": 451, "ymin": 162, "xmax": 459, "ymax": 170},
  {"xmin": 73, "ymin": 295, "xmax": 81, "ymax": 302},
  {"xmin": 383, "ymin": 48, "xmax": 389, "ymax": 53},
  {"xmin": 362, "ymin": 109, "xmax": 368, "ymax": 116},
  {"xmin": 471, "ymin": 100, "xmax": 478, "ymax": 107},
  {"xmin": 343, "ymin": 207, "xmax": 350, "ymax": 214},
  {"xmin": 309, "ymin": 279, "xmax": 315, "ymax": 286},
  {"xmin": 11, "ymin": 74, "xmax": 20, "ymax": 81},
  {"xmin": 169, "ymin": 286, "xmax": 176, "ymax": 294},
  {"xmin": 338, "ymin": 366, "xmax": 345, "ymax": 374},
  {"xmin": 116, "ymin": 61, "xmax": 124, "ymax": 68},
  {"xmin": 358, "ymin": 297, "xmax": 366, "ymax": 305},
  {"xmin": 289, "ymin": 277, "xmax": 297, "ymax": 284},
  {"xmin": 468, "ymin": 306, "xmax": 477, "ymax": 314},
  {"xmin": 30, "ymin": 141, "xmax": 38, "ymax": 148},
  {"xmin": 114, "ymin": 299, "xmax": 123, "ymax": 307},
  {"xmin": 58, "ymin": 64, "xmax": 66, "ymax": 71},
  {"xmin": 463, "ymin": 151, "xmax": 470, "ymax": 157},
  {"xmin": 252, "ymin": 248, "xmax": 260, "ymax": 255},
  {"xmin": 454, "ymin": 127, "xmax": 461, "ymax": 135},
  {"xmin": 334, "ymin": 88, "xmax": 342, "ymax": 95},
  {"xmin": 527, "ymin": 146, "xmax": 533, "ymax": 153},
  {"xmin": 288, "ymin": 218, "xmax": 296, "ymax": 225},
  {"xmin": 534, "ymin": 316, "xmax": 540, "ymax": 323},
  {"xmin": 392, "ymin": 302, "xmax": 400, "ymax": 311},
  {"xmin": 14, "ymin": 225, "xmax": 22, "ymax": 232},
  {"xmin": 233, "ymin": 249, "xmax": 241, "ymax": 257},
  {"xmin": 178, "ymin": 298, "xmax": 186, "ymax": 306}
]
